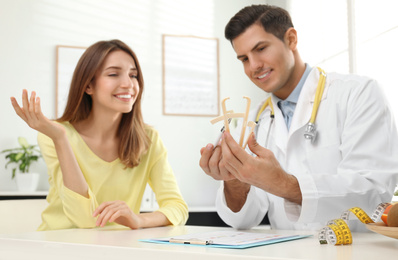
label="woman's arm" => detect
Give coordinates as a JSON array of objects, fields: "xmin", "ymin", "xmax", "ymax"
[
  {"xmin": 148, "ymin": 132, "xmax": 189, "ymax": 226},
  {"xmin": 11, "ymin": 90, "xmax": 88, "ymax": 197},
  {"xmin": 92, "ymin": 201, "xmax": 171, "ymax": 229}
]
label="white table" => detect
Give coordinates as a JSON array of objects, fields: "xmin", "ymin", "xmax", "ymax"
[{"xmin": 0, "ymin": 225, "xmax": 396, "ymax": 260}]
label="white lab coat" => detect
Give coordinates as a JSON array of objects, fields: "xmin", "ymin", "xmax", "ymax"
[{"xmin": 216, "ymin": 67, "xmax": 398, "ymax": 231}]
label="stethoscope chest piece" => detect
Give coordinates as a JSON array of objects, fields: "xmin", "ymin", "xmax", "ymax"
[
  {"xmin": 304, "ymin": 122, "xmax": 317, "ymax": 142},
  {"xmin": 255, "ymin": 67, "xmax": 326, "ymax": 145}
]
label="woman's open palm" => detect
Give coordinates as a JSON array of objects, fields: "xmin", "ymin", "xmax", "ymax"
[{"xmin": 11, "ymin": 89, "xmax": 65, "ymax": 140}]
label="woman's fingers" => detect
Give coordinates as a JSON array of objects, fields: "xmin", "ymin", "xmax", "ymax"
[
  {"xmin": 10, "ymin": 97, "xmax": 27, "ymax": 122},
  {"xmin": 12, "ymin": 90, "xmax": 48, "ymax": 128},
  {"xmin": 92, "ymin": 201, "xmax": 108, "ymax": 217},
  {"xmin": 11, "ymin": 90, "xmax": 66, "ymax": 140},
  {"xmin": 29, "ymin": 91, "xmax": 40, "ymax": 121},
  {"xmin": 29, "ymin": 91, "xmax": 35, "ymax": 112},
  {"xmin": 108, "ymin": 210, "xmax": 123, "ymax": 223},
  {"xmin": 21, "ymin": 89, "xmax": 31, "ymax": 117},
  {"xmin": 17, "ymin": 89, "xmax": 38, "ymax": 123},
  {"xmin": 94, "ymin": 201, "xmax": 128, "ymax": 227},
  {"xmin": 95, "ymin": 202, "xmax": 117, "ymax": 226},
  {"xmin": 35, "ymin": 97, "xmax": 42, "ymax": 119},
  {"xmin": 93, "ymin": 201, "xmax": 141, "ymax": 229}
]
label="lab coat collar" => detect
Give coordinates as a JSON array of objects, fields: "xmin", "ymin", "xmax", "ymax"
[
  {"xmin": 251, "ymin": 97, "xmax": 287, "ymax": 150},
  {"xmin": 253, "ymin": 67, "xmax": 330, "ymax": 152}
]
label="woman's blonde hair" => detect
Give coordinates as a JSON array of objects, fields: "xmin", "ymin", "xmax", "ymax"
[{"xmin": 57, "ymin": 39, "xmax": 150, "ymax": 167}]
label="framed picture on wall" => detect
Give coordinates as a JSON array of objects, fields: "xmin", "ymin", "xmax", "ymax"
[
  {"xmin": 162, "ymin": 35, "xmax": 219, "ymax": 116},
  {"xmin": 56, "ymin": 45, "xmax": 86, "ymax": 118}
]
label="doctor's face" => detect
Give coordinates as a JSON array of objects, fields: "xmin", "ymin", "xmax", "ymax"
[{"xmin": 232, "ymin": 23, "xmax": 297, "ymax": 99}]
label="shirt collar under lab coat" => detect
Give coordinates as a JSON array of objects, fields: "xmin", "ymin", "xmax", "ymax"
[
  {"xmin": 274, "ymin": 64, "xmax": 312, "ymax": 129},
  {"xmin": 274, "ymin": 63, "xmax": 312, "ymax": 105}
]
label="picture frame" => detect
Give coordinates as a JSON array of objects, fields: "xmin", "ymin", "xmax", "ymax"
[
  {"xmin": 162, "ymin": 35, "xmax": 219, "ymax": 116},
  {"xmin": 55, "ymin": 45, "xmax": 86, "ymax": 118}
]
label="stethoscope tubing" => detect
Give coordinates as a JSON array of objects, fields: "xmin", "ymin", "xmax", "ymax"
[{"xmin": 254, "ymin": 67, "xmax": 327, "ymax": 147}]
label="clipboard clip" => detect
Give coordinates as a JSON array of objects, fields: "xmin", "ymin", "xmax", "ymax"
[{"xmin": 169, "ymin": 238, "xmax": 213, "ymax": 245}]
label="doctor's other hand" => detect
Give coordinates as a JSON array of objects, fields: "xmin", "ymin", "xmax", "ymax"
[
  {"xmin": 222, "ymin": 131, "xmax": 302, "ymax": 205},
  {"xmin": 199, "ymin": 143, "xmax": 236, "ymax": 181},
  {"xmin": 10, "ymin": 89, "xmax": 65, "ymax": 140}
]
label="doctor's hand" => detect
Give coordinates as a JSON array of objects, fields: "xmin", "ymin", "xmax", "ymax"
[
  {"xmin": 11, "ymin": 89, "xmax": 66, "ymax": 140},
  {"xmin": 199, "ymin": 143, "xmax": 236, "ymax": 181},
  {"xmin": 221, "ymin": 131, "xmax": 302, "ymax": 205},
  {"xmin": 200, "ymin": 142, "xmax": 252, "ymax": 213}
]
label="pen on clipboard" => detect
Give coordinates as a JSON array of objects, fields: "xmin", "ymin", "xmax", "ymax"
[
  {"xmin": 169, "ymin": 238, "xmax": 213, "ymax": 245},
  {"xmin": 213, "ymin": 118, "xmax": 232, "ymax": 147}
]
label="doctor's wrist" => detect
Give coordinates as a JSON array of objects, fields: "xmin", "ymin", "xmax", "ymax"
[
  {"xmin": 282, "ymin": 175, "xmax": 302, "ymax": 205},
  {"xmin": 224, "ymin": 180, "xmax": 250, "ymax": 212}
]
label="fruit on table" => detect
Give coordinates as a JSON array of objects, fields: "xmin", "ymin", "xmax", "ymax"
[
  {"xmin": 381, "ymin": 204, "xmax": 392, "ymax": 225},
  {"xmin": 387, "ymin": 203, "xmax": 398, "ymax": 227},
  {"xmin": 381, "ymin": 203, "xmax": 398, "ymax": 227}
]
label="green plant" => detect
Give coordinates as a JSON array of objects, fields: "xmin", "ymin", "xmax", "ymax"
[{"xmin": 1, "ymin": 137, "xmax": 41, "ymax": 179}]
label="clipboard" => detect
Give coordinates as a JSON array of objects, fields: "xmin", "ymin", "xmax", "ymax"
[{"xmin": 140, "ymin": 230, "xmax": 311, "ymax": 249}]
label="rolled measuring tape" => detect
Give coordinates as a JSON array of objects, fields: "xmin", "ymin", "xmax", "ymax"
[{"xmin": 318, "ymin": 202, "xmax": 391, "ymax": 245}]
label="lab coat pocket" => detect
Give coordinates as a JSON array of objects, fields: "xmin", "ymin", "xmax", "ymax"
[{"xmin": 306, "ymin": 135, "xmax": 341, "ymax": 175}]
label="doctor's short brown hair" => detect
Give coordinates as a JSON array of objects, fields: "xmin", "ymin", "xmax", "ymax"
[{"xmin": 225, "ymin": 4, "xmax": 294, "ymax": 43}]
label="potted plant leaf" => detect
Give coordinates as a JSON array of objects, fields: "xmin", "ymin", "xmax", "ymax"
[{"xmin": 1, "ymin": 137, "xmax": 42, "ymax": 191}]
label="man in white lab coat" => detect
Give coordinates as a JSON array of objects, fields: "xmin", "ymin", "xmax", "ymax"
[{"xmin": 199, "ymin": 4, "xmax": 398, "ymax": 231}]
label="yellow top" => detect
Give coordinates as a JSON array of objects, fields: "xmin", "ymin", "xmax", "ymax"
[{"xmin": 37, "ymin": 122, "xmax": 188, "ymax": 231}]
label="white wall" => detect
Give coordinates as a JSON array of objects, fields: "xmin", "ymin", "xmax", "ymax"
[{"xmin": 0, "ymin": 0, "xmax": 266, "ymax": 208}]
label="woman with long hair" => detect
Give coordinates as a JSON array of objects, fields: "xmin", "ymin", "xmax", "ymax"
[{"xmin": 10, "ymin": 39, "xmax": 188, "ymax": 230}]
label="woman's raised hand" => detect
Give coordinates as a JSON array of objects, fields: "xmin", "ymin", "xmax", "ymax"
[{"xmin": 11, "ymin": 89, "xmax": 65, "ymax": 140}]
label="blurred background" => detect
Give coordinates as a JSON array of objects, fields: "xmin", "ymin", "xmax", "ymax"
[{"xmin": 0, "ymin": 0, "xmax": 397, "ymax": 209}]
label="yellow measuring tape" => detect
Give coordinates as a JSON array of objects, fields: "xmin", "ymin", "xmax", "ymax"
[{"xmin": 318, "ymin": 202, "xmax": 391, "ymax": 245}]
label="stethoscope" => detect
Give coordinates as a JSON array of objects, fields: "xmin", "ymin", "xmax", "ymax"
[{"xmin": 254, "ymin": 67, "xmax": 327, "ymax": 147}]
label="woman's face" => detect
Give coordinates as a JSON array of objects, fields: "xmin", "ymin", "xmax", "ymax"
[{"xmin": 86, "ymin": 50, "xmax": 140, "ymax": 115}]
